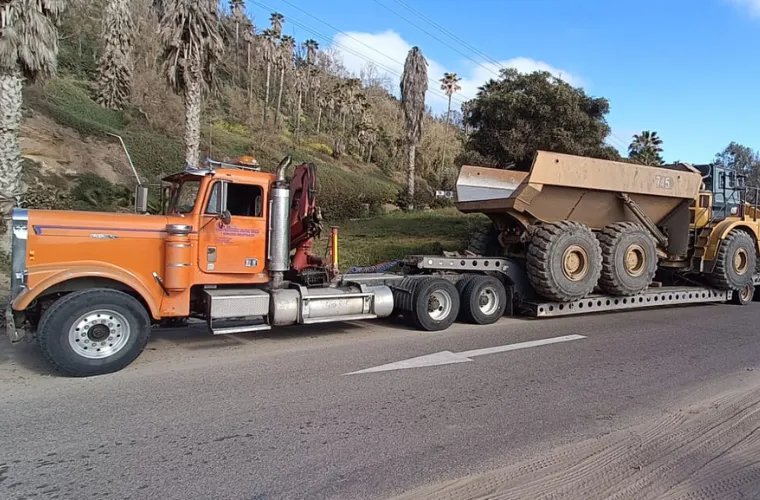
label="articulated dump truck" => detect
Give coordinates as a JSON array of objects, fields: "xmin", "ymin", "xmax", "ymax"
[{"xmin": 6, "ymin": 152, "xmax": 760, "ymax": 376}]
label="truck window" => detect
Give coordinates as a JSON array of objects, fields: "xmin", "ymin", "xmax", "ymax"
[
  {"xmin": 206, "ymin": 182, "xmax": 264, "ymax": 217},
  {"xmin": 169, "ymin": 178, "xmax": 201, "ymax": 214}
]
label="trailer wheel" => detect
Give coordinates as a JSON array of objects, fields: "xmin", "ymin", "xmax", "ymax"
[
  {"xmin": 527, "ymin": 221, "xmax": 602, "ymax": 302},
  {"xmin": 460, "ymin": 275, "xmax": 507, "ymax": 325},
  {"xmin": 455, "ymin": 275, "xmax": 477, "ymax": 320},
  {"xmin": 407, "ymin": 278, "xmax": 460, "ymax": 331},
  {"xmin": 730, "ymin": 283, "xmax": 755, "ymax": 305},
  {"xmin": 597, "ymin": 222, "xmax": 658, "ymax": 296},
  {"xmin": 36, "ymin": 289, "xmax": 151, "ymax": 377},
  {"xmin": 711, "ymin": 230, "xmax": 756, "ymax": 290}
]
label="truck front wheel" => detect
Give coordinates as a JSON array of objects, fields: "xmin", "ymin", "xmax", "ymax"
[{"xmin": 36, "ymin": 289, "xmax": 151, "ymax": 377}]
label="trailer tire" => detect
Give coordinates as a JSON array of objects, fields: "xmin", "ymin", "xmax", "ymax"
[
  {"xmin": 597, "ymin": 222, "xmax": 658, "ymax": 296},
  {"xmin": 711, "ymin": 230, "xmax": 756, "ymax": 290},
  {"xmin": 461, "ymin": 275, "xmax": 507, "ymax": 325},
  {"xmin": 407, "ymin": 278, "xmax": 460, "ymax": 331},
  {"xmin": 527, "ymin": 221, "xmax": 602, "ymax": 302},
  {"xmin": 36, "ymin": 288, "xmax": 151, "ymax": 377},
  {"xmin": 455, "ymin": 275, "xmax": 477, "ymax": 320},
  {"xmin": 730, "ymin": 283, "xmax": 755, "ymax": 305}
]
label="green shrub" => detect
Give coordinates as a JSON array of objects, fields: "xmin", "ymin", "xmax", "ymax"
[{"xmin": 70, "ymin": 173, "xmax": 133, "ymax": 212}]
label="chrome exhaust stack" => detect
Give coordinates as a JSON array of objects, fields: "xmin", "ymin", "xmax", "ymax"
[{"xmin": 269, "ymin": 156, "xmax": 292, "ymax": 289}]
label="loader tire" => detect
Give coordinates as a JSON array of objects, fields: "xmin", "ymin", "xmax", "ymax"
[
  {"xmin": 467, "ymin": 225, "xmax": 502, "ymax": 256},
  {"xmin": 526, "ymin": 221, "xmax": 602, "ymax": 302},
  {"xmin": 711, "ymin": 230, "xmax": 756, "ymax": 290},
  {"xmin": 597, "ymin": 222, "xmax": 658, "ymax": 296}
]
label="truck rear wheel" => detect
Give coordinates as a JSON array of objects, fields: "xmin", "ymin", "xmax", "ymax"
[
  {"xmin": 711, "ymin": 230, "xmax": 756, "ymax": 290},
  {"xmin": 36, "ymin": 289, "xmax": 151, "ymax": 377},
  {"xmin": 460, "ymin": 275, "xmax": 507, "ymax": 325},
  {"xmin": 406, "ymin": 278, "xmax": 460, "ymax": 331},
  {"xmin": 527, "ymin": 221, "xmax": 602, "ymax": 302},
  {"xmin": 597, "ymin": 222, "xmax": 658, "ymax": 296}
]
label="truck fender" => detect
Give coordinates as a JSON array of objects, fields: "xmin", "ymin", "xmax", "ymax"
[
  {"xmin": 703, "ymin": 220, "xmax": 760, "ymax": 264},
  {"xmin": 12, "ymin": 262, "xmax": 162, "ymax": 319}
]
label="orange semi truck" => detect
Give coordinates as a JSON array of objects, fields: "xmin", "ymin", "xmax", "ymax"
[{"xmin": 5, "ymin": 154, "xmax": 753, "ymax": 377}]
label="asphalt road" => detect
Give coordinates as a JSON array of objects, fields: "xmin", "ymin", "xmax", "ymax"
[{"xmin": 2, "ymin": 301, "xmax": 760, "ymax": 500}]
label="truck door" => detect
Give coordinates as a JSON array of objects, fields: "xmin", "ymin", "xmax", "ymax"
[{"xmin": 199, "ymin": 180, "xmax": 268, "ymax": 275}]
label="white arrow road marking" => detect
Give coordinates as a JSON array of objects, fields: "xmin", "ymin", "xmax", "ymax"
[{"xmin": 344, "ymin": 334, "xmax": 587, "ymax": 375}]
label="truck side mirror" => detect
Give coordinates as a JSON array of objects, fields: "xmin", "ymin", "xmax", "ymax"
[
  {"xmin": 216, "ymin": 181, "xmax": 230, "ymax": 225},
  {"xmin": 134, "ymin": 185, "xmax": 149, "ymax": 213},
  {"xmin": 219, "ymin": 210, "xmax": 232, "ymax": 225}
]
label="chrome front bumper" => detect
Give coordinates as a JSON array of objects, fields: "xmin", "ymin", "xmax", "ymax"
[{"xmin": 6, "ymin": 303, "xmax": 25, "ymax": 343}]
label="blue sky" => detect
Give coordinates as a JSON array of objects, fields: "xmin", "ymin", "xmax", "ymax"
[{"xmin": 244, "ymin": 0, "xmax": 759, "ymax": 163}]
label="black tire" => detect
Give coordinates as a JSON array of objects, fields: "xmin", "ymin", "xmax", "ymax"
[
  {"xmin": 467, "ymin": 225, "xmax": 502, "ymax": 256},
  {"xmin": 36, "ymin": 288, "xmax": 151, "ymax": 377},
  {"xmin": 406, "ymin": 278, "xmax": 460, "ymax": 331},
  {"xmin": 460, "ymin": 275, "xmax": 507, "ymax": 325},
  {"xmin": 711, "ymin": 230, "xmax": 756, "ymax": 290},
  {"xmin": 730, "ymin": 283, "xmax": 756, "ymax": 305},
  {"xmin": 526, "ymin": 221, "xmax": 602, "ymax": 302},
  {"xmin": 455, "ymin": 275, "xmax": 478, "ymax": 320},
  {"xmin": 597, "ymin": 222, "xmax": 658, "ymax": 296}
]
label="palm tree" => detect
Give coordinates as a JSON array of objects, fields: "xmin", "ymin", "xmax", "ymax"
[
  {"xmin": 269, "ymin": 11, "xmax": 283, "ymax": 38},
  {"xmin": 628, "ymin": 130, "xmax": 664, "ymax": 166},
  {"xmin": 275, "ymin": 35, "xmax": 294, "ymax": 127},
  {"xmin": 95, "ymin": 0, "xmax": 135, "ymax": 110},
  {"xmin": 439, "ymin": 72, "xmax": 461, "ymax": 169},
  {"xmin": 293, "ymin": 68, "xmax": 306, "ymax": 141},
  {"xmin": 0, "ymin": 0, "xmax": 67, "ymax": 243},
  {"xmin": 159, "ymin": 0, "xmax": 224, "ymax": 168},
  {"xmin": 315, "ymin": 94, "xmax": 327, "ymax": 134},
  {"xmin": 260, "ymin": 29, "xmax": 276, "ymax": 123},
  {"xmin": 243, "ymin": 21, "xmax": 255, "ymax": 106},
  {"xmin": 229, "ymin": 0, "xmax": 245, "ymax": 82},
  {"xmin": 303, "ymin": 39, "xmax": 318, "ymax": 100},
  {"xmin": 400, "ymin": 46, "xmax": 428, "ymax": 209}
]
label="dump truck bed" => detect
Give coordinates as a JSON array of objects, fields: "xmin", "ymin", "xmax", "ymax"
[{"xmin": 456, "ymin": 151, "xmax": 704, "ymax": 230}]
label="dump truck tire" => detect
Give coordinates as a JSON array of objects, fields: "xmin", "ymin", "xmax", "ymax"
[
  {"xmin": 597, "ymin": 222, "xmax": 658, "ymax": 296},
  {"xmin": 36, "ymin": 288, "xmax": 151, "ymax": 377},
  {"xmin": 467, "ymin": 225, "xmax": 501, "ymax": 256},
  {"xmin": 527, "ymin": 221, "xmax": 602, "ymax": 302},
  {"xmin": 460, "ymin": 275, "xmax": 507, "ymax": 325},
  {"xmin": 730, "ymin": 283, "xmax": 755, "ymax": 305},
  {"xmin": 711, "ymin": 230, "xmax": 756, "ymax": 290}
]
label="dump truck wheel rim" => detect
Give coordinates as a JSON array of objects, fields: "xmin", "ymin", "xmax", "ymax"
[
  {"xmin": 427, "ymin": 290, "xmax": 453, "ymax": 321},
  {"xmin": 478, "ymin": 286, "xmax": 500, "ymax": 316},
  {"xmin": 68, "ymin": 309, "xmax": 131, "ymax": 360},
  {"xmin": 739, "ymin": 284, "xmax": 754, "ymax": 302},
  {"xmin": 562, "ymin": 245, "xmax": 589, "ymax": 282},
  {"xmin": 734, "ymin": 248, "xmax": 750, "ymax": 275},
  {"xmin": 624, "ymin": 244, "xmax": 647, "ymax": 278}
]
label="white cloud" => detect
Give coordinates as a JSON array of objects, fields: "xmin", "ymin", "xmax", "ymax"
[
  {"xmin": 332, "ymin": 30, "xmax": 580, "ymax": 114},
  {"xmin": 728, "ymin": 0, "xmax": 760, "ymax": 16}
]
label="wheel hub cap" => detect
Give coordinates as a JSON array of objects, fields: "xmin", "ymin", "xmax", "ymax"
[
  {"xmin": 427, "ymin": 290, "xmax": 452, "ymax": 320},
  {"xmin": 477, "ymin": 287, "xmax": 500, "ymax": 316},
  {"xmin": 68, "ymin": 309, "xmax": 131, "ymax": 360},
  {"xmin": 624, "ymin": 244, "xmax": 647, "ymax": 277},
  {"xmin": 734, "ymin": 248, "xmax": 749, "ymax": 275},
  {"xmin": 562, "ymin": 245, "xmax": 589, "ymax": 281}
]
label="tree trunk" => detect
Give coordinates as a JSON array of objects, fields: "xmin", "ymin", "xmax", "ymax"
[
  {"xmin": 0, "ymin": 68, "xmax": 24, "ymax": 251},
  {"xmin": 316, "ymin": 107, "xmax": 322, "ymax": 134},
  {"xmin": 247, "ymin": 44, "xmax": 252, "ymax": 108},
  {"xmin": 441, "ymin": 95, "xmax": 452, "ymax": 170},
  {"xmin": 407, "ymin": 144, "xmax": 416, "ymax": 210},
  {"xmin": 367, "ymin": 143, "xmax": 373, "ymax": 163},
  {"xmin": 263, "ymin": 62, "xmax": 271, "ymax": 124},
  {"xmin": 183, "ymin": 71, "xmax": 202, "ymax": 168},
  {"xmin": 276, "ymin": 66, "xmax": 285, "ymax": 127},
  {"xmin": 234, "ymin": 22, "xmax": 239, "ymax": 83},
  {"xmin": 295, "ymin": 89, "xmax": 303, "ymax": 142}
]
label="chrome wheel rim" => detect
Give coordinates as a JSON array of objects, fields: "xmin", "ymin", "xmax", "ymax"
[
  {"xmin": 478, "ymin": 286, "xmax": 500, "ymax": 316},
  {"xmin": 427, "ymin": 290, "xmax": 453, "ymax": 321},
  {"xmin": 68, "ymin": 309, "xmax": 131, "ymax": 359}
]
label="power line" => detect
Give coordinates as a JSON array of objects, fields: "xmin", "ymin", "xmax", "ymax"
[
  {"xmin": 371, "ymin": 0, "xmax": 501, "ymax": 79},
  {"xmin": 388, "ymin": 0, "xmax": 506, "ymax": 72},
  {"xmin": 248, "ymin": 0, "xmax": 471, "ymax": 105}
]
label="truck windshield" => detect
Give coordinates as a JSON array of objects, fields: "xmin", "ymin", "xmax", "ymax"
[{"xmin": 168, "ymin": 178, "xmax": 201, "ymax": 214}]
